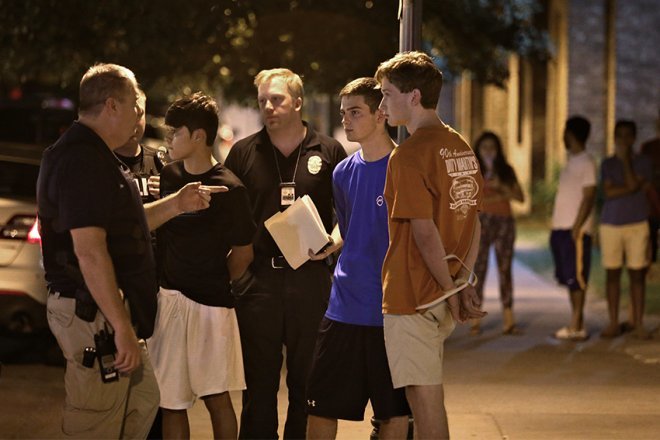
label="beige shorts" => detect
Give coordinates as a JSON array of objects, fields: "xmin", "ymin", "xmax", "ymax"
[
  {"xmin": 383, "ymin": 301, "xmax": 456, "ymax": 389},
  {"xmin": 147, "ymin": 288, "xmax": 246, "ymax": 410},
  {"xmin": 599, "ymin": 221, "xmax": 650, "ymax": 270}
]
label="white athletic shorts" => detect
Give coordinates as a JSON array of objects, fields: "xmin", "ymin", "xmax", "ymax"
[{"xmin": 147, "ymin": 287, "xmax": 245, "ymax": 410}]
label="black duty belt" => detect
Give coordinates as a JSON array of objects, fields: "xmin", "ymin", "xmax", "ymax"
[
  {"xmin": 256, "ymin": 255, "xmax": 332, "ymax": 270},
  {"xmin": 269, "ymin": 256, "xmax": 291, "ymax": 270},
  {"xmin": 48, "ymin": 288, "xmax": 76, "ymax": 298},
  {"xmin": 253, "ymin": 255, "xmax": 295, "ymax": 270}
]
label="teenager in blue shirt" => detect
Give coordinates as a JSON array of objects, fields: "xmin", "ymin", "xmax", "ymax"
[
  {"xmin": 306, "ymin": 78, "xmax": 410, "ymax": 439},
  {"xmin": 600, "ymin": 120, "xmax": 654, "ymax": 339}
]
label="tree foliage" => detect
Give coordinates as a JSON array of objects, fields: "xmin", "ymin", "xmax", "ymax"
[
  {"xmin": 0, "ymin": 0, "xmax": 548, "ymax": 102},
  {"xmin": 424, "ymin": 0, "xmax": 549, "ymax": 86}
]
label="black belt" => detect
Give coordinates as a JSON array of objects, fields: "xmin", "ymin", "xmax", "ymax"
[
  {"xmin": 48, "ymin": 288, "xmax": 76, "ymax": 298},
  {"xmin": 269, "ymin": 256, "xmax": 291, "ymax": 270},
  {"xmin": 253, "ymin": 256, "xmax": 297, "ymax": 270},
  {"xmin": 256, "ymin": 255, "xmax": 332, "ymax": 270}
]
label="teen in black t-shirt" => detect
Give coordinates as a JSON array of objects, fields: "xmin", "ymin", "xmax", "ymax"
[
  {"xmin": 158, "ymin": 161, "xmax": 254, "ymax": 306},
  {"xmin": 147, "ymin": 92, "xmax": 255, "ymax": 439}
]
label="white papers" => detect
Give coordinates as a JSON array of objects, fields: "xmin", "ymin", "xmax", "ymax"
[{"xmin": 264, "ymin": 195, "xmax": 330, "ymax": 270}]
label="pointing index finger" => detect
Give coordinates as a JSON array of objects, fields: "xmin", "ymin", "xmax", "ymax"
[{"xmin": 199, "ymin": 185, "xmax": 229, "ymax": 193}]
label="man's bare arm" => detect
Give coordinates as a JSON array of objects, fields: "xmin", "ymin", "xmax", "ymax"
[
  {"xmin": 603, "ymin": 178, "xmax": 643, "ymax": 199},
  {"xmin": 454, "ymin": 217, "xmax": 487, "ymax": 321},
  {"xmin": 604, "ymin": 157, "xmax": 646, "ymax": 199},
  {"xmin": 144, "ymin": 182, "xmax": 227, "ymax": 231},
  {"xmin": 410, "ymin": 218, "xmax": 455, "ymax": 292},
  {"xmin": 572, "ymin": 185, "xmax": 596, "ymax": 240},
  {"xmin": 412, "ymin": 218, "xmax": 486, "ymax": 322},
  {"xmin": 458, "ymin": 216, "xmax": 481, "ymax": 278},
  {"xmin": 227, "ymin": 244, "xmax": 254, "ymax": 281},
  {"xmin": 309, "ymin": 223, "xmax": 344, "ymax": 261},
  {"xmin": 70, "ymin": 227, "xmax": 140, "ymax": 374}
]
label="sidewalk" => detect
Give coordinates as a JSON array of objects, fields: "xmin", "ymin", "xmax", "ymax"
[
  {"xmin": 189, "ymin": 257, "xmax": 660, "ymax": 439},
  {"xmin": 444, "ymin": 256, "xmax": 660, "ymax": 440},
  {"xmin": 1, "ymin": 256, "xmax": 660, "ymax": 439}
]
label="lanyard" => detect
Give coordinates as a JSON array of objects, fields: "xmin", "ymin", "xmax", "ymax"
[
  {"xmin": 272, "ymin": 141, "xmax": 303, "ymax": 184},
  {"xmin": 272, "ymin": 140, "xmax": 304, "ymax": 208}
]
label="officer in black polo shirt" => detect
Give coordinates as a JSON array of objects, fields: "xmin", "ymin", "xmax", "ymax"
[
  {"xmin": 37, "ymin": 63, "xmax": 223, "ymax": 439},
  {"xmin": 224, "ymin": 68, "xmax": 347, "ymax": 439}
]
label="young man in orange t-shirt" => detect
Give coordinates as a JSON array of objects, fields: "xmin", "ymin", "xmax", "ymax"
[{"xmin": 376, "ymin": 51, "xmax": 486, "ymax": 439}]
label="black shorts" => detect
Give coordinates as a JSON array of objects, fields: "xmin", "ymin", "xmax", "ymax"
[
  {"xmin": 306, "ymin": 317, "xmax": 411, "ymax": 421},
  {"xmin": 550, "ymin": 229, "xmax": 592, "ymax": 291}
]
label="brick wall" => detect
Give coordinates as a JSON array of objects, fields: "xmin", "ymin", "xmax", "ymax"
[
  {"xmin": 567, "ymin": 0, "xmax": 660, "ymax": 155},
  {"xmin": 567, "ymin": 0, "xmax": 607, "ymax": 158},
  {"xmin": 615, "ymin": 0, "xmax": 660, "ymax": 149}
]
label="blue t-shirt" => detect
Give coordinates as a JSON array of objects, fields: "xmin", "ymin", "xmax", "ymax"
[
  {"xmin": 325, "ymin": 150, "xmax": 390, "ymax": 327},
  {"xmin": 600, "ymin": 155, "xmax": 653, "ymax": 225}
]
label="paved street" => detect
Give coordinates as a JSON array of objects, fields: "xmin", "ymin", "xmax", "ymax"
[{"xmin": 1, "ymin": 254, "xmax": 659, "ymax": 439}]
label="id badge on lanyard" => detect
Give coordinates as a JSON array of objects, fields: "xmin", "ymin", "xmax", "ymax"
[{"xmin": 280, "ymin": 182, "xmax": 296, "ymax": 208}]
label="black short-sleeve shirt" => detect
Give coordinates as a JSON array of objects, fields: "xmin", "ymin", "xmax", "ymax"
[
  {"xmin": 224, "ymin": 123, "xmax": 347, "ymax": 259},
  {"xmin": 157, "ymin": 161, "xmax": 256, "ymax": 307},
  {"xmin": 37, "ymin": 122, "xmax": 158, "ymax": 338}
]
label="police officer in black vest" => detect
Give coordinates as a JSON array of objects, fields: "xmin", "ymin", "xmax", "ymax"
[
  {"xmin": 37, "ymin": 63, "xmax": 225, "ymax": 439},
  {"xmin": 114, "ymin": 89, "xmax": 170, "ymax": 440},
  {"xmin": 114, "ymin": 89, "xmax": 169, "ymax": 204},
  {"xmin": 225, "ymin": 68, "xmax": 347, "ymax": 439}
]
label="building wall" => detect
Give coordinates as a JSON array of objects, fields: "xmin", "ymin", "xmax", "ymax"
[
  {"xmin": 455, "ymin": 56, "xmax": 533, "ymax": 214},
  {"xmin": 545, "ymin": 0, "xmax": 569, "ymax": 178},
  {"xmin": 438, "ymin": 79, "xmax": 456, "ymax": 129},
  {"xmin": 615, "ymin": 0, "xmax": 660, "ymax": 148},
  {"xmin": 567, "ymin": 0, "xmax": 607, "ymax": 158},
  {"xmin": 566, "ymin": 0, "xmax": 660, "ymax": 155},
  {"xmin": 482, "ymin": 83, "xmax": 510, "ymax": 147},
  {"xmin": 447, "ymin": 0, "xmax": 658, "ymax": 214},
  {"xmin": 531, "ymin": 61, "xmax": 548, "ymax": 182}
]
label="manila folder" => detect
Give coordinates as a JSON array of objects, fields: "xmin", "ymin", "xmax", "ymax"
[{"xmin": 264, "ymin": 195, "xmax": 330, "ymax": 270}]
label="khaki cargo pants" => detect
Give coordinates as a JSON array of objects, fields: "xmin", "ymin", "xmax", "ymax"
[{"xmin": 47, "ymin": 293, "xmax": 159, "ymax": 439}]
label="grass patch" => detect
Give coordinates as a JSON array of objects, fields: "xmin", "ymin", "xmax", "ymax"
[{"xmin": 515, "ymin": 217, "xmax": 660, "ymax": 315}]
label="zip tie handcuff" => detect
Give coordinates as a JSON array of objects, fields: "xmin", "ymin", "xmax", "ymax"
[{"xmin": 415, "ymin": 254, "xmax": 478, "ymax": 311}]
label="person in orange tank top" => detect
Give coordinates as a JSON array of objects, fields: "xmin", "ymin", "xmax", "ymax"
[{"xmin": 472, "ymin": 132, "xmax": 524, "ymax": 335}]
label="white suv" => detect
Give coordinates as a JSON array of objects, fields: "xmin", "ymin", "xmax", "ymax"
[
  {"xmin": 0, "ymin": 143, "xmax": 47, "ymax": 333},
  {"xmin": 0, "ymin": 95, "xmax": 75, "ymax": 335}
]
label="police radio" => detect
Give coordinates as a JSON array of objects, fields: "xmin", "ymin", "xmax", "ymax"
[
  {"xmin": 82, "ymin": 325, "xmax": 119, "ymax": 383},
  {"xmin": 94, "ymin": 328, "xmax": 119, "ymax": 383}
]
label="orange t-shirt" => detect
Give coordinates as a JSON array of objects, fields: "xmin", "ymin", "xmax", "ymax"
[{"xmin": 382, "ymin": 124, "xmax": 483, "ymax": 315}]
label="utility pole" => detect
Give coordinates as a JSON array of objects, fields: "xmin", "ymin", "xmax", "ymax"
[
  {"xmin": 371, "ymin": 9, "xmax": 423, "ymax": 436},
  {"xmin": 397, "ymin": 0, "xmax": 423, "ymax": 143}
]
